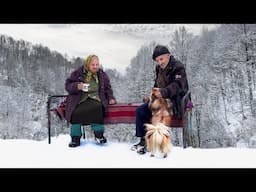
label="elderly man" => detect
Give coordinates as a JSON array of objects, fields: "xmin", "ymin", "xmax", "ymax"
[{"xmin": 131, "ymin": 45, "xmax": 189, "ymax": 154}]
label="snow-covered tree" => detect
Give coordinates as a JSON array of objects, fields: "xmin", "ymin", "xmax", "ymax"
[{"xmin": 169, "ymin": 26, "xmax": 193, "ymax": 68}]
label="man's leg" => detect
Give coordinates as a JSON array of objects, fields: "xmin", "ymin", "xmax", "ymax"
[{"xmin": 131, "ymin": 102, "xmax": 152, "ymax": 153}]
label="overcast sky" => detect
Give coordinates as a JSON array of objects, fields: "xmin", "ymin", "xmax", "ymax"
[{"xmin": 0, "ymin": 24, "xmax": 218, "ymax": 74}]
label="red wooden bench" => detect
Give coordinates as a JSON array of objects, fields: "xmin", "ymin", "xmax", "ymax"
[{"xmin": 47, "ymin": 91, "xmax": 191, "ymax": 148}]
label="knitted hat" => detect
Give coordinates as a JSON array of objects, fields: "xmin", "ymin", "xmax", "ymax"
[{"xmin": 152, "ymin": 45, "xmax": 170, "ymax": 61}]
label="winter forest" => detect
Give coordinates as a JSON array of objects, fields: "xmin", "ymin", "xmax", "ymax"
[{"xmin": 0, "ymin": 24, "xmax": 256, "ymax": 148}]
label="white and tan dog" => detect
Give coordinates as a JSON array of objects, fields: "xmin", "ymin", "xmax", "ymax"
[
  {"xmin": 144, "ymin": 89, "xmax": 172, "ymax": 158},
  {"xmin": 145, "ymin": 123, "xmax": 171, "ymax": 158},
  {"xmin": 143, "ymin": 90, "xmax": 173, "ymax": 158}
]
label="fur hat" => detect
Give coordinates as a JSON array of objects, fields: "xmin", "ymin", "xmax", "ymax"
[{"xmin": 152, "ymin": 45, "xmax": 170, "ymax": 61}]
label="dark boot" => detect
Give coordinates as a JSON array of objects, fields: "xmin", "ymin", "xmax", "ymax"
[
  {"xmin": 131, "ymin": 137, "xmax": 145, "ymax": 151},
  {"xmin": 137, "ymin": 144, "xmax": 147, "ymax": 155},
  {"xmin": 94, "ymin": 131, "xmax": 107, "ymax": 144},
  {"xmin": 68, "ymin": 136, "xmax": 81, "ymax": 147}
]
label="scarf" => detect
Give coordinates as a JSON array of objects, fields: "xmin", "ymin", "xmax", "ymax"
[{"xmin": 84, "ymin": 55, "xmax": 99, "ymax": 84}]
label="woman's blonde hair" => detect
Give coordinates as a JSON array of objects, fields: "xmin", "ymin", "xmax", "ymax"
[
  {"xmin": 84, "ymin": 54, "xmax": 98, "ymax": 70},
  {"xmin": 84, "ymin": 54, "xmax": 99, "ymax": 83}
]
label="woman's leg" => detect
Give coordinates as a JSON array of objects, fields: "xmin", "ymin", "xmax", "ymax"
[
  {"xmin": 69, "ymin": 124, "xmax": 82, "ymax": 147},
  {"xmin": 70, "ymin": 124, "xmax": 82, "ymax": 137},
  {"xmin": 91, "ymin": 123, "xmax": 107, "ymax": 144}
]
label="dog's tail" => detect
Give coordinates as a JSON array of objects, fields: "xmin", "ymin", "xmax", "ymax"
[
  {"xmin": 153, "ymin": 128, "xmax": 163, "ymax": 146},
  {"xmin": 145, "ymin": 123, "xmax": 170, "ymax": 138},
  {"xmin": 156, "ymin": 123, "xmax": 171, "ymax": 155},
  {"xmin": 157, "ymin": 123, "xmax": 170, "ymax": 137},
  {"xmin": 145, "ymin": 123, "xmax": 169, "ymax": 153}
]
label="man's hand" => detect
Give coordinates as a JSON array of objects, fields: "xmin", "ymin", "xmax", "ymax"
[
  {"xmin": 152, "ymin": 88, "xmax": 162, "ymax": 98},
  {"xmin": 109, "ymin": 99, "xmax": 116, "ymax": 105}
]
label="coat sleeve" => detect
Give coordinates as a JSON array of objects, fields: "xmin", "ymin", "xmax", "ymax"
[
  {"xmin": 65, "ymin": 70, "xmax": 80, "ymax": 95},
  {"xmin": 104, "ymin": 72, "xmax": 116, "ymax": 101},
  {"xmin": 160, "ymin": 67, "xmax": 188, "ymax": 99},
  {"xmin": 153, "ymin": 66, "xmax": 158, "ymax": 88}
]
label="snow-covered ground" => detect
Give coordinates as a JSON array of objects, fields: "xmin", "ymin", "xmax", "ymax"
[{"xmin": 1, "ymin": 134, "xmax": 256, "ymax": 168}]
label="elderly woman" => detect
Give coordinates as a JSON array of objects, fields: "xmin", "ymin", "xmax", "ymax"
[{"xmin": 65, "ymin": 54, "xmax": 116, "ymax": 147}]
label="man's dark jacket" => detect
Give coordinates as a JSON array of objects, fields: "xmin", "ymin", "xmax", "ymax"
[{"xmin": 154, "ymin": 55, "xmax": 189, "ymax": 118}]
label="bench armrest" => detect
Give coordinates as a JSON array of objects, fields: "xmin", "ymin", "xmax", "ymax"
[{"xmin": 181, "ymin": 90, "xmax": 191, "ymax": 118}]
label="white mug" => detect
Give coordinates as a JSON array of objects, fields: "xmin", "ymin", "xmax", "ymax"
[{"xmin": 82, "ymin": 83, "xmax": 90, "ymax": 92}]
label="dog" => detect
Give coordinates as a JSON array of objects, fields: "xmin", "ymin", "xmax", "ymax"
[
  {"xmin": 148, "ymin": 89, "xmax": 173, "ymax": 127},
  {"xmin": 149, "ymin": 98, "xmax": 172, "ymax": 127},
  {"xmin": 144, "ymin": 89, "xmax": 173, "ymax": 158},
  {"xmin": 144, "ymin": 123, "xmax": 171, "ymax": 158}
]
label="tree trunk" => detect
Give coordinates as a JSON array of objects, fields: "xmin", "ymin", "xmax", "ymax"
[
  {"xmin": 195, "ymin": 108, "xmax": 201, "ymax": 147},
  {"xmin": 6, "ymin": 53, "xmax": 10, "ymax": 137},
  {"xmin": 246, "ymin": 63, "xmax": 255, "ymax": 116},
  {"xmin": 239, "ymin": 89, "xmax": 247, "ymax": 120},
  {"xmin": 252, "ymin": 60, "xmax": 256, "ymax": 89},
  {"xmin": 221, "ymin": 82, "xmax": 230, "ymax": 125},
  {"xmin": 243, "ymin": 24, "xmax": 255, "ymax": 117}
]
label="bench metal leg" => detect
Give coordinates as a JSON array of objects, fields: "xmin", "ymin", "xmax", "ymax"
[
  {"xmin": 47, "ymin": 97, "xmax": 51, "ymax": 144},
  {"xmin": 182, "ymin": 110, "xmax": 189, "ymax": 148},
  {"xmin": 182, "ymin": 128, "xmax": 186, "ymax": 148},
  {"xmin": 82, "ymin": 126, "xmax": 85, "ymax": 139}
]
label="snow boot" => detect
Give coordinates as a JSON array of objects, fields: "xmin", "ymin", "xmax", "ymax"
[
  {"xmin": 68, "ymin": 136, "xmax": 81, "ymax": 147},
  {"xmin": 94, "ymin": 131, "xmax": 107, "ymax": 144},
  {"xmin": 137, "ymin": 144, "xmax": 147, "ymax": 155},
  {"xmin": 131, "ymin": 137, "xmax": 145, "ymax": 151}
]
